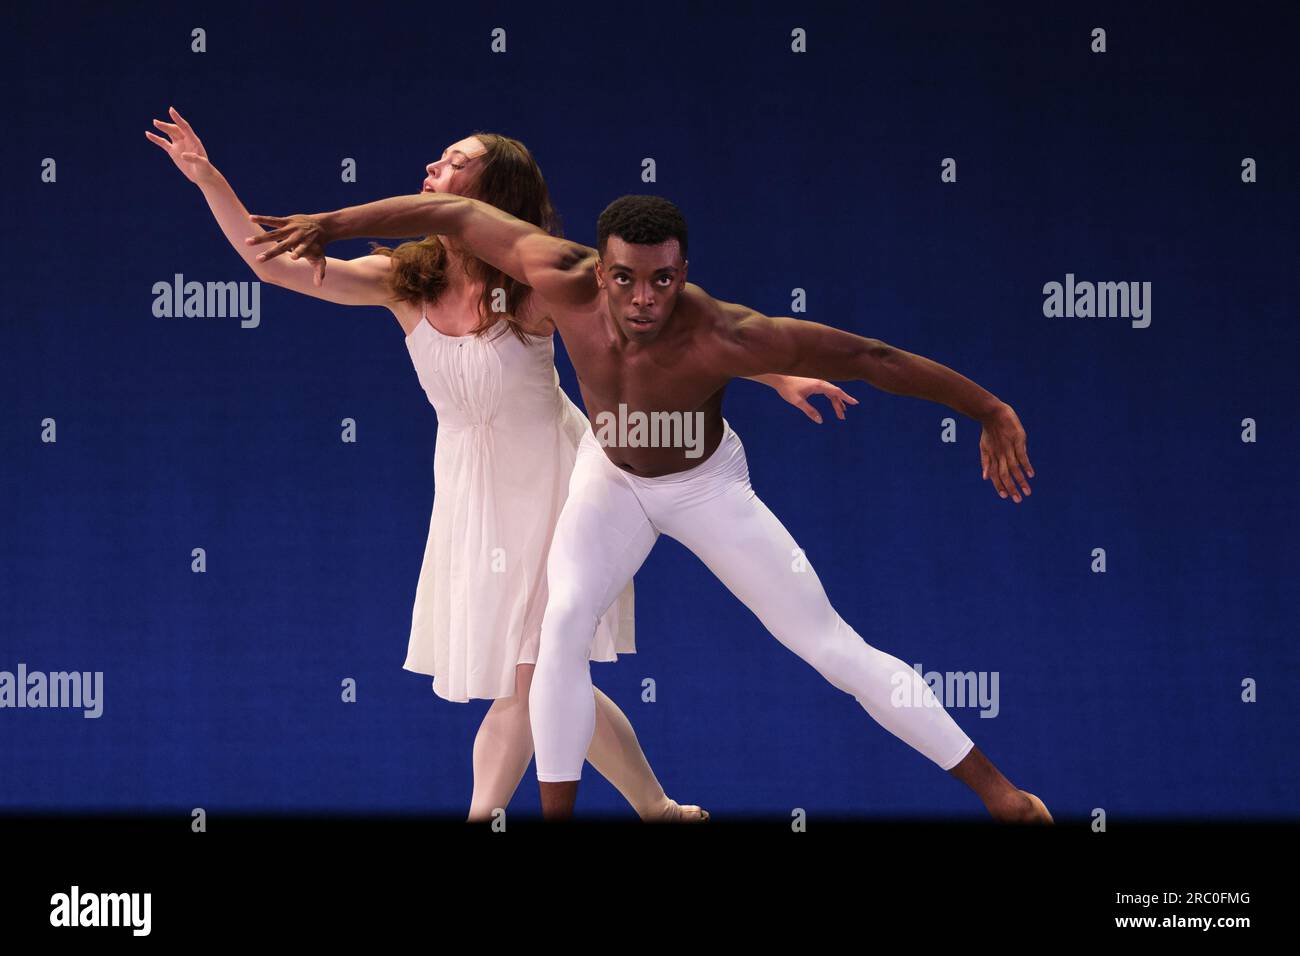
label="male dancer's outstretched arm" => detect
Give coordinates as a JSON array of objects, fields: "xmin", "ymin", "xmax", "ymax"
[
  {"xmin": 710, "ymin": 303, "xmax": 1034, "ymax": 502},
  {"xmin": 248, "ymin": 194, "xmax": 1030, "ymax": 501},
  {"xmin": 249, "ymin": 192, "xmax": 599, "ymax": 300},
  {"xmin": 247, "ymin": 194, "xmax": 862, "ymax": 424}
]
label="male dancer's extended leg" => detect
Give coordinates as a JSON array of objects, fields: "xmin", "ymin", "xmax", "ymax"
[
  {"xmin": 529, "ymin": 433, "xmax": 660, "ymax": 819},
  {"xmin": 647, "ymin": 428, "xmax": 1050, "ymax": 822}
]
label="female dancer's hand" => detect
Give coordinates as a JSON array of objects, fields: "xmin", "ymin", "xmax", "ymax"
[
  {"xmin": 776, "ymin": 377, "xmax": 859, "ymax": 424},
  {"xmin": 244, "ymin": 213, "xmax": 330, "ymax": 286},
  {"xmin": 144, "ymin": 106, "xmax": 218, "ymax": 186}
]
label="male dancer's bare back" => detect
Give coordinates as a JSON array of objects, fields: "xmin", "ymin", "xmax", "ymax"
[{"xmin": 248, "ymin": 192, "xmax": 1051, "ymax": 824}]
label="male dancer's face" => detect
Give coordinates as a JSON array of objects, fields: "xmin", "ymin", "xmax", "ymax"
[
  {"xmin": 595, "ymin": 236, "xmax": 689, "ymax": 343},
  {"xmin": 422, "ymin": 136, "xmax": 486, "ymax": 195}
]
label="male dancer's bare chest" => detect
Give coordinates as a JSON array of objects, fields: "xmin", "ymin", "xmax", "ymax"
[
  {"xmin": 558, "ymin": 316, "xmax": 730, "ymax": 475},
  {"xmin": 564, "ymin": 326, "xmax": 725, "ymax": 421}
]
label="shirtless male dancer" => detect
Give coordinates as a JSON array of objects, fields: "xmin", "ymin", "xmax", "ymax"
[{"xmin": 246, "ymin": 191, "xmax": 1053, "ymax": 825}]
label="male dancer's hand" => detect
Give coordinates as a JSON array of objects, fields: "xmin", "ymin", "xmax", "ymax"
[
  {"xmin": 978, "ymin": 402, "xmax": 1034, "ymax": 503},
  {"xmin": 245, "ymin": 212, "xmax": 331, "ymax": 286},
  {"xmin": 776, "ymin": 377, "xmax": 859, "ymax": 424}
]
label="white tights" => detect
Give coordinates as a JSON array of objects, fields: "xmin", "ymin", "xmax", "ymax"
[
  {"xmin": 468, "ymin": 662, "xmax": 680, "ymax": 821},
  {"xmin": 530, "ymin": 420, "xmax": 976, "ymax": 782}
]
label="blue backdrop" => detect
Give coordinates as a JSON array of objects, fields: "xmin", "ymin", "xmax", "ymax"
[{"xmin": 1, "ymin": 0, "xmax": 1296, "ymax": 820}]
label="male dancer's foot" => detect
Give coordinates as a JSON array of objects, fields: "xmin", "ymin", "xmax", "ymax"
[
  {"xmin": 1020, "ymin": 790, "xmax": 1054, "ymax": 824},
  {"xmin": 948, "ymin": 745, "xmax": 1054, "ymax": 824},
  {"xmin": 985, "ymin": 788, "xmax": 1053, "ymax": 824}
]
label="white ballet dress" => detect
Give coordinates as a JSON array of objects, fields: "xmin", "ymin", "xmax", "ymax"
[{"xmin": 402, "ymin": 304, "xmax": 636, "ymax": 702}]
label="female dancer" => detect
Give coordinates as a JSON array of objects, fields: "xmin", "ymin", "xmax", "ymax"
[{"xmin": 146, "ymin": 107, "xmax": 856, "ymax": 821}]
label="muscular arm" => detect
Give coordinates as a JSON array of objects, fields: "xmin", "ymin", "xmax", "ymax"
[
  {"xmin": 260, "ymin": 193, "xmax": 601, "ymax": 308},
  {"xmin": 719, "ymin": 304, "xmax": 1001, "ymax": 421},
  {"xmin": 711, "ymin": 296, "xmax": 1034, "ymax": 502}
]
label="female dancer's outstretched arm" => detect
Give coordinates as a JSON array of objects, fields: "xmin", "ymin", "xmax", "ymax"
[{"xmin": 145, "ymin": 106, "xmax": 393, "ymax": 307}]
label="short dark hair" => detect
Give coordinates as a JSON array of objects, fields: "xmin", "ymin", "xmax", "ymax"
[{"xmin": 596, "ymin": 195, "xmax": 688, "ymax": 258}]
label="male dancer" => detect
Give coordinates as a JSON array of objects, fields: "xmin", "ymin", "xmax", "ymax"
[{"xmin": 247, "ymin": 193, "xmax": 1051, "ymax": 824}]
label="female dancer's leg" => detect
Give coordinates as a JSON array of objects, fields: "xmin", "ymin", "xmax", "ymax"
[{"xmin": 467, "ymin": 663, "xmax": 706, "ymax": 822}]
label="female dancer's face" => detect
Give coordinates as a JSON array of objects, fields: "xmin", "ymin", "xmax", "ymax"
[{"xmin": 423, "ymin": 136, "xmax": 487, "ymax": 195}]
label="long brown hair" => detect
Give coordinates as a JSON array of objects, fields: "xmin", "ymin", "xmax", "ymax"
[{"xmin": 370, "ymin": 132, "xmax": 560, "ymax": 343}]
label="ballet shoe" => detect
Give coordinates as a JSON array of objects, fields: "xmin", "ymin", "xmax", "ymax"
[{"xmin": 647, "ymin": 797, "xmax": 711, "ymax": 823}]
